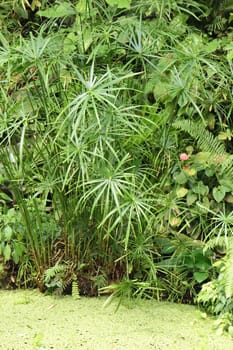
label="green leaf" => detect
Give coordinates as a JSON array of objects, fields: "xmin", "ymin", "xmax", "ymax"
[
  {"xmin": 186, "ymin": 192, "xmax": 197, "ymax": 206},
  {"xmin": 226, "ymin": 194, "xmax": 233, "ymax": 203},
  {"xmin": 194, "ymin": 253, "xmax": 211, "ymax": 271},
  {"xmin": 205, "ymin": 40, "xmax": 220, "ymax": 53},
  {"xmin": 176, "ymin": 187, "xmax": 188, "ymax": 198},
  {"xmin": 184, "ymin": 256, "xmax": 194, "ymax": 269},
  {"xmin": 3, "ymin": 244, "xmax": 11, "ymax": 262},
  {"xmin": 193, "ymin": 152, "xmax": 211, "ymax": 164},
  {"xmin": 201, "ymin": 196, "xmax": 210, "ymax": 210},
  {"xmin": 105, "ymin": 0, "xmax": 131, "ymax": 9},
  {"xmin": 205, "ymin": 167, "xmax": 215, "ymax": 177},
  {"xmin": 229, "ymin": 13, "xmax": 233, "ymax": 23},
  {"xmin": 63, "ymin": 33, "xmax": 77, "ymax": 54},
  {"xmin": 14, "ymin": 5, "xmax": 28, "ymax": 19},
  {"xmin": 193, "ymin": 271, "xmax": 209, "ymax": 283},
  {"xmin": 213, "ymin": 186, "xmax": 226, "ymax": 203},
  {"xmin": 76, "ymin": 0, "xmax": 87, "ymax": 13},
  {"xmin": 0, "ymin": 192, "xmax": 12, "ymax": 202},
  {"xmin": 183, "ymin": 166, "xmax": 196, "ymax": 176},
  {"xmin": 192, "ymin": 181, "xmax": 209, "ymax": 196},
  {"xmin": 153, "ymin": 82, "xmax": 169, "ymax": 102},
  {"xmin": 207, "ymin": 113, "xmax": 215, "ymax": 130},
  {"xmin": 174, "ymin": 171, "xmax": 187, "ymax": 185},
  {"xmin": 170, "ymin": 217, "xmax": 181, "ymax": 227},
  {"xmin": 3, "ymin": 226, "xmax": 13, "ymax": 242},
  {"xmin": 219, "ymin": 178, "xmax": 233, "ymax": 192},
  {"xmin": 12, "ymin": 242, "xmax": 25, "ymax": 264},
  {"xmin": 37, "ymin": 3, "xmax": 76, "ymax": 18}
]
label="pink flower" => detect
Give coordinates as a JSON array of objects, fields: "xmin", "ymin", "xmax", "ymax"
[{"xmin": 179, "ymin": 153, "xmax": 190, "ymax": 161}]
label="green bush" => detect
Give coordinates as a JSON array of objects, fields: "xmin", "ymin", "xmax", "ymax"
[{"xmin": 0, "ymin": 0, "xmax": 233, "ymax": 313}]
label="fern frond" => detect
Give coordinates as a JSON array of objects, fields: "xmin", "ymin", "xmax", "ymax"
[
  {"xmin": 43, "ymin": 264, "xmax": 69, "ymax": 294},
  {"xmin": 220, "ymin": 155, "xmax": 233, "ymax": 178},
  {"xmin": 43, "ymin": 264, "xmax": 65, "ymax": 283},
  {"xmin": 173, "ymin": 120, "xmax": 233, "ymax": 178},
  {"xmin": 173, "ymin": 119, "xmax": 226, "ymax": 157}
]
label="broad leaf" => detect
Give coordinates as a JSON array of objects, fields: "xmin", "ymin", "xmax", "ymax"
[
  {"xmin": 183, "ymin": 166, "xmax": 196, "ymax": 176},
  {"xmin": 3, "ymin": 244, "xmax": 11, "ymax": 262},
  {"xmin": 192, "ymin": 181, "xmax": 209, "ymax": 196},
  {"xmin": 3, "ymin": 226, "xmax": 12, "ymax": 241},
  {"xmin": 194, "ymin": 253, "xmax": 211, "ymax": 271},
  {"xmin": 176, "ymin": 187, "xmax": 188, "ymax": 198},
  {"xmin": 186, "ymin": 192, "xmax": 197, "ymax": 206},
  {"xmin": 37, "ymin": 3, "xmax": 76, "ymax": 18},
  {"xmin": 193, "ymin": 272, "xmax": 209, "ymax": 283},
  {"xmin": 213, "ymin": 186, "xmax": 225, "ymax": 203},
  {"xmin": 219, "ymin": 178, "xmax": 233, "ymax": 192},
  {"xmin": 174, "ymin": 171, "xmax": 187, "ymax": 185}
]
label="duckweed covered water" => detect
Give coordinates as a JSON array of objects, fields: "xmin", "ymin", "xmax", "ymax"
[{"xmin": 0, "ymin": 290, "xmax": 232, "ymax": 350}]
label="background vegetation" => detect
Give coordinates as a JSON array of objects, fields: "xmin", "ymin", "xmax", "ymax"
[{"xmin": 0, "ymin": 0, "xmax": 233, "ymax": 335}]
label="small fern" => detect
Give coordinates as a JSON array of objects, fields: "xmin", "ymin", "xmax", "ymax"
[
  {"xmin": 44, "ymin": 264, "xmax": 65, "ymax": 283},
  {"xmin": 202, "ymin": 0, "xmax": 233, "ymax": 34},
  {"xmin": 220, "ymin": 154, "xmax": 233, "ymax": 178},
  {"xmin": 43, "ymin": 264, "xmax": 67, "ymax": 294},
  {"xmin": 173, "ymin": 119, "xmax": 226, "ymax": 157},
  {"xmin": 72, "ymin": 275, "xmax": 81, "ymax": 300}
]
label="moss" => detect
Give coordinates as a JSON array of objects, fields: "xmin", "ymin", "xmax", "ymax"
[{"xmin": 0, "ymin": 290, "xmax": 233, "ymax": 349}]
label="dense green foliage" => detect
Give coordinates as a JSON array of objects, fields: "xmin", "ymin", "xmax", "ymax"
[{"xmin": 0, "ymin": 0, "xmax": 233, "ymax": 334}]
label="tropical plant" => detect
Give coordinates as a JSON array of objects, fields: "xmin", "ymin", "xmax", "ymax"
[{"xmin": 0, "ymin": 0, "xmax": 233, "ymax": 318}]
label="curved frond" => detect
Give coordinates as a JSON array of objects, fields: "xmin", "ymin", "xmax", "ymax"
[{"xmin": 173, "ymin": 119, "xmax": 225, "ymax": 156}]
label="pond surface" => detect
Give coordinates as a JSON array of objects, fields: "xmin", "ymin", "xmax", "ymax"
[{"xmin": 1, "ymin": 290, "xmax": 232, "ymax": 350}]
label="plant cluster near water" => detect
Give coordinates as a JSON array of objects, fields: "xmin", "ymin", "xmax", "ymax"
[{"xmin": 0, "ymin": 0, "xmax": 233, "ymax": 336}]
